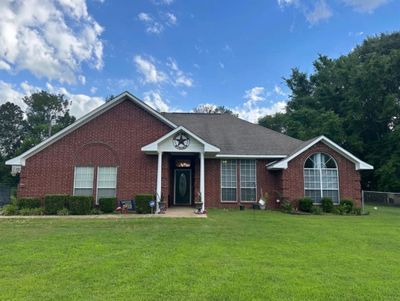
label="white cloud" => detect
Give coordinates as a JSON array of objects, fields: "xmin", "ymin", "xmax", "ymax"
[
  {"xmin": 90, "ymin": 86, "xmax": 98, "ymax": 94},
  {"xmin": 137, "ymin": 12, "xmax": 164, "ymax": 34},
  {"xmin": 219, "ymin": 61, "xmax": 225, "ymax": 69},
  {"xmin": 274, "ymin": 85, "xmax": 287, "ymax": 96},
  {"xmin": 143, "ymin": 90, "xmax": 169, "ymax": 112},
  {"xmin": 277, "ymin": 0, "xmax": 298, "ymax": 8},
  {"xmin": 165, "ymin": 12, "xmax": 177, "ymax": 25},
  {"xmin": 244, "ymin": 87, "xmax": 266, "ymax": 105},
  {"xmin": 0, "ymin": 80, "xmax": 103, "ymax": 118},
  {"xmin": 235, "ymin": 101, "xmax": 287, "ymax": 123},
  {"xmin": 341, "ymin": 0, "xmax": 389, "ymax": 12},
  {"xmin": 134, "ymin": 55, "xmax": 168, "ymax": 84},
  {"xmin": 166, "ymin": 58, "xmax": 193, "ymax": 87},
  {"xmin": 152, "ymin": 0, "xmax": 174, "ymax": 5},
  {"xmin": 0, "ymin": 0, "xmax": 103, "ymax": 84},
  {"xmin": 235, "ymin": 86, "xmax": 287, "ymax": 123},
  {"xmin": 306, "ymin": 0, "xmax": 332, "ymax": 25}
]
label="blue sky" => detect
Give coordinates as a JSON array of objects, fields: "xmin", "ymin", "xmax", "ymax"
[{"xmin": 0, "ymin": 0, "xmax": 399, "ymax": 122}]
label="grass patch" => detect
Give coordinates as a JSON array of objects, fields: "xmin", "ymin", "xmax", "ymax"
[{"xmin": 0, "ymin": 205, "xmax": 399, "ymax": 300}]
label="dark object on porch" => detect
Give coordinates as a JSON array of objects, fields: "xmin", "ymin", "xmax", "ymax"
[
  {"xmin": 239, "ymin": 203, "xmax": 245, "ymax": 210},
  {"xmin": 119, "ymin": 200, "xmax": 136, "ymax": 211},
  {"xmin": 252, "ymin": 203, "xmax": 260, "ymax": 210}
]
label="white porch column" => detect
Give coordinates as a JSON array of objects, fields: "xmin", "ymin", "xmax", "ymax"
[
  {"xmin": 200, "ymin": 151, "xmax": 205, "ymax": 213},
  {"xmin": 156, "ymin": 151, "xmax": 162, "ymax": 213}
]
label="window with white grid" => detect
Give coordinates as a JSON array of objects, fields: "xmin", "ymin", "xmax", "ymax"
[
  {"xmin": 221, "ymin": 160, "xmax": 237, "ymax": 202},
  {"xmin": 304, "ymin": 153, "xmax": 339, "ymax": 204},
  {"xmin": 97, "ymin": 167, "xmax": 117, "ymax": 202},
  {"xmin": 74, "ymin": 167, "xmax": 94, "ymax": 196},
  {"xmin": 240, "ymin": 160, "xmax": 256, "ymax": 202}
]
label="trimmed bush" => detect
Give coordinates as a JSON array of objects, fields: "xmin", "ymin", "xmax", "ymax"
[
  {"xmin": 321, "ymin": 197, "xmax": 334, "ymax": 213},
  {"xmin": 44, "ymin": 195, "xmax": 68, "ymax": 215},
  {"xmin": 298, "ymin": 197, "xmax": 313, "ymax": 212},
  {"xmin": 67, "ymin": 196, "xmax": 93, "ymax": 215},
  {"xmin": 341, "ymin": 199, "xmax": 354, "ymax": 214},
  {"xmin": 99, "ymin": 197, "xmax": 116, "ymax": 213},
  {"xmin": 16, "ymin": 197, "xmax": 41, "ymax": 209},
  {"xmin": 135, "ymin": 194, "xmax": 155, "ymax": 214}
]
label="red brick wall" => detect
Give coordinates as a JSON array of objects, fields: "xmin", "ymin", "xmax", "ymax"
[
  {"xmin": 18, "ymin": 98, "xmax": 172, "ymax": 200},
  {"xmin": 281, "ymin": 142, "xmax": 361, "ymax": 206}
]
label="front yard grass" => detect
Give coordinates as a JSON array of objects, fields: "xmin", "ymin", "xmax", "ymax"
[{"xmin": 0, "ymin": 205, "xmax": 399, "ymax": 300}]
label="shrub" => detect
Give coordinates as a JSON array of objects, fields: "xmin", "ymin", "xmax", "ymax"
[
  {"xmin": 280, "ymin": 200, "xmax": 293, "ymax": 213},
  {"xmin": 16, "ymin": 197, "xmax": 41, "ymax": 209},
  {"xmin": 99, "ymin": 197, "xmax": 116, "ymax": 213},
  {"xmin": 352, "ymin": 207, "xmax": 362, "ymax": 215},
  {"xmin": 341, "ymin": 199, "xmax": 354, "ymax": 214},
  {"xmin": 90, "ymin": 208, "xmax": 103, "ymax": 215},
  {"xmin": 311, "ymin": 206, "xmax": 322, "ymax": 215},
  {"xmin": 135, "ymin": 194, "xmax": 155, "ymax": 214},
  {"xmin": 321, "ymin": 197, "xmax": 334, "ymax": 213},
  {"xmin": 298, "ymin": 197, "xmax": 313, "ymax": 213},
  {"xmin": 1, "ymin": 204, "xmax": 18, "ymax": 216},
  {"xmin": 44, "ymin": 195, "xmax": 68, "ymax": 215},
  {"xmin": 57, "ymin": 208, "xmax": 69, "ymax": 216},
  {"xmin": 67, "ymin": 196, "xmax": 93, "ymax": 215}
]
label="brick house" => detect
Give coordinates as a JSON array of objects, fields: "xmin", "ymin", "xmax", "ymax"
[{"xmin": 6, "ymin": 92, "xmax": 373, "ymax": 211}]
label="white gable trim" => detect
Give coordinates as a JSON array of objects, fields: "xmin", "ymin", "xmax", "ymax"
[
  {"xmin": 141, "ymin": 126, "xmax": 220, "ymax": 154},
  {"xmin": 6, "ymin": 92, "xmax": 177, "ymax": 166},
  {"xmin": 267, "ymin": 135, "xmax": 373, "ymax": 170}
]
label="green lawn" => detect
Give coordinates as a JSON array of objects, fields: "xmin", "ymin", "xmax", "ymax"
[{"xmin": 1, "ymin": 206, "xmax": 400, "ymax": 300}]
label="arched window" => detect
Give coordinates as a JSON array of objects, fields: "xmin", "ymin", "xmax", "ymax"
[{"xmin": 304, "ymin": 153, "xmax": 339, "ymax": 204}]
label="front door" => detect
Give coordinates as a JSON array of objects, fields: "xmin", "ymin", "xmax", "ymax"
[{"xmin": 174, "ymin": 169, "xmax": 191, "ymax": 205}]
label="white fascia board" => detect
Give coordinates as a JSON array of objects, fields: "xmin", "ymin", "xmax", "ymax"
[
  {"xmin": 215, "ymin": 154, "xmax": 287, "ymax": 159},
  {"xmin": 267, "ymin": 135, "xmax": 374, "ymax": 170},
  {"xmin": 5, "ymin": 91, "xmax": 177, "ymax": 166},
  {"xmin": 141, "ymin": 126, "xmax": 220, "ymax": 153}
]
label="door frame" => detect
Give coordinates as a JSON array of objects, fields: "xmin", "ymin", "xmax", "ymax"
[{"xmin": 173, "ymin": 168, "xmax": 192, "ymax": 205}]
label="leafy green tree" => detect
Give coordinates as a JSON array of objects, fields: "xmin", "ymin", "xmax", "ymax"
[
  {"xmin": 20, "ymin": 91, "xmax": 76, "ymax": 152},
  {"xmin": 259, "ymin": 32, "xmax": 400, "ymax": 191},
  {"xmin": 0, "ymin": 102, "xmax": 25, "ymax": 157}
]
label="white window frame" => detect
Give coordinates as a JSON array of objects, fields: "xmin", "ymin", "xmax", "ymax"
[
  {"xmin": 220, "ymin": 159, "xmax": 238, "ymax": 203},
  {"xmin": 73, "ymin": 166, "xmax": 94, "ymax": 196},
  {"xmin": 239, "ymin": 159, "xmax": 257, "ymax": 203},
  {"xmin": 96, "ymin": 166, "xmax": 118, "ymax": 204},
  {"xmin": 304, "ymin": 153, "xmax": 340, "ymax": 204}
]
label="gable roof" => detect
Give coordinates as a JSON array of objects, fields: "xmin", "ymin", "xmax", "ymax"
[
  {"xmin": 141, "ymin": 125, "xmax": 221, "ymax": 153},
  {"xmin": 267, "ymin": 135, "xmax": 374, "ymax": 170},
  {"xmin": 6, "ymin": 91, "xmax": 177, "ymax": 166},
  {"xmin": 162, "ymin": 113, "xmax": 303, "ymax": 157}
]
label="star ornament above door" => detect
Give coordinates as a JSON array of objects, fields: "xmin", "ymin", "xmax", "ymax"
[{"xmin": 172, "ymin": 132, "xmax": 190, "ymax": 150}]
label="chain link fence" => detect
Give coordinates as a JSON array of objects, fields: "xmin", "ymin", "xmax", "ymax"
[{"xmin": 362, "ymin": 190, "xmax": 400, "ymax": 207}]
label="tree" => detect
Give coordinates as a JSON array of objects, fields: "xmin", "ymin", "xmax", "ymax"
[
  {"xmin": 258, "ymin": 32, "xmax": 400, "ymax": 191},
  {"xmin": 21, "ymin": 91, "xmax": 76, "ymax": 151},
  {"xmin": 193, "ymin": 104, "xmax": 238, "ymax": 116},
  {"xmin": 0, "ymin": 102, "xmax": 25, "ymax": 157}
]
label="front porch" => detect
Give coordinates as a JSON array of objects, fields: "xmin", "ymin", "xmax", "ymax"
[{"xmin": 141, "ymin": 126, "xmax": 221, "ymax": 213}]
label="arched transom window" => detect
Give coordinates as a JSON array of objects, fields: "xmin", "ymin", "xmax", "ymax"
[{"xmin": 304, "ymin": 153, "xmax": 339, "ymax": 204}]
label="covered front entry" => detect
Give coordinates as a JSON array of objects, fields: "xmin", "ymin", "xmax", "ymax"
[{"xmin": 141, "ymin": 126, "xmax": 221, "ymax": 213}]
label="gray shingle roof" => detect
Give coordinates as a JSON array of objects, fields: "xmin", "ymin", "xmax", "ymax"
[{"xmin": 162, "ymin": 113, "xmax": 304, "ymax": 156}]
